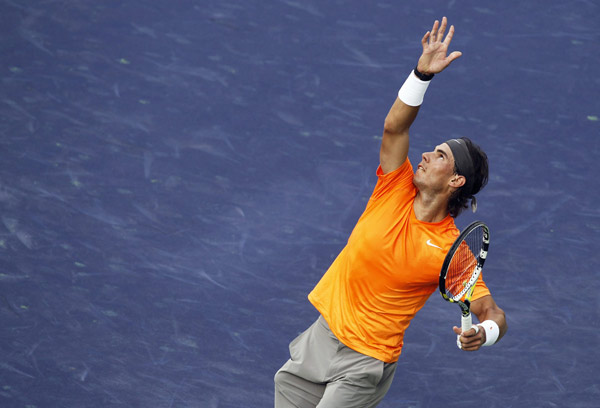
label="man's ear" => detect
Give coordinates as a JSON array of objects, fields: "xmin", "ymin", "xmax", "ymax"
[{"xmin": 449, "ymin": 174, "xmax": 466, "ymax": 188}]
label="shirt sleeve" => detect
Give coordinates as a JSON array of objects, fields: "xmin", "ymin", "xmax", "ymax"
[
  {"xmin": 472, "ymin": 274, "xmax": 491, "ymax": 301},
  {"xmin": 372, "ymin": 159, "xmax": 415, "ymax": 200}
]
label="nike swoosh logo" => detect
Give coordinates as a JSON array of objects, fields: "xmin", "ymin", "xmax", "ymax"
[{"xmin": 426, "ymin": 239, "xmax": 442, "ymax": 249}]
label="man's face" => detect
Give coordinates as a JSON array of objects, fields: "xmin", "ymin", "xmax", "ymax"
[{"xmin": 413, "ymin": 143, "xmax": 457, "ymax": 192}]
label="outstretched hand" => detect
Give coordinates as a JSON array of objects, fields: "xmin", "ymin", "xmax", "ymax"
[{"xmin": 417, "ymin": 17, "xmax": 462, "ymax": 75}]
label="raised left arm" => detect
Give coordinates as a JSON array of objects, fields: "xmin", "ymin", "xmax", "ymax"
[
  {"xmin": 380, "ymin": 17, "xmax": 462, "ymax": 174},
  {"xmin": 453, "ymin": 294, "xmax": 508, "ymax": 351}
]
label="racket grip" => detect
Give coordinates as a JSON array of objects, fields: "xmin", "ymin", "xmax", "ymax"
[
  {"xmin": 457, "ymin": 314, "xmax": 472, "ymax": 349},
  {"xmin": 461, "ymin": 313, "xmax": 472, "ymax": 332},
  {"xmin": 457, "ymin": 314, "xmax": 480, "ymax": 349}
]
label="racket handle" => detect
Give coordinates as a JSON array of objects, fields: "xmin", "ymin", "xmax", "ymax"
[
  {"xmin": 461, "ymin": 313, "xmax": 472, "ymax": 332},
  {"xmin": 457, "ymin": 315, "xmax": 472, "ymax": 349},
  {"xmin": 457, "ymin": 314, "xmax": 479, "ymax": 349}
]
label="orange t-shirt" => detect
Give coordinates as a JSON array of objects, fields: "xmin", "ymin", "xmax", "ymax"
[{"xmin": 308, "ymin": 159, "xmax": 490, "ymax": 363}]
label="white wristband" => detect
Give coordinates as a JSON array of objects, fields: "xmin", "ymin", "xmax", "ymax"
[
  {"xmin": 398, "ymin": 71, "xmax": 431, "ymax": 106},
  {"xmin": 480, "ymin": 320, "xmax": 500, "ymax": 346}
]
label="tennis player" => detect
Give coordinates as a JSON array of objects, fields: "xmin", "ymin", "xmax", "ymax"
[{"xmin": 274, "ymin": 17, "xmax": 507, "ymax": 407}]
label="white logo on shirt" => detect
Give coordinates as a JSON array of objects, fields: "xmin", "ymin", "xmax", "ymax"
[{"xmin": 426, "ymin": 239, "xmax": 442, "ymax": 249}]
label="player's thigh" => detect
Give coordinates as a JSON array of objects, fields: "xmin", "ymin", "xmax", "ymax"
[
  {"xmin": 274, "ymin": 369, "xmax": 325, "ymax": 408},
  {"xmin": 316, "ymin": 347, "xmax": 397, "ymax": 408},
  {"xmin": 277, "ymin": 316, "xmax": 341, "ymax": 381},
  {"xmin": 274, "ymin": 316, "xmax": 341, "ymax": 407}
]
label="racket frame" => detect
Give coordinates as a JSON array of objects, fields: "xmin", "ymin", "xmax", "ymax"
[{"xmin": 439, "ymin": 221, "xmax": 490, "ymax": 333}]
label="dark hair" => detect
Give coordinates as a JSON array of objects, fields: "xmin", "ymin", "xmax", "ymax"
[{"xmin": 448, "ymin": 137, "xmax": 488, "ymax": 218}]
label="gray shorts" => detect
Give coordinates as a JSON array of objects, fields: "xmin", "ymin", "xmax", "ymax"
[{"xmin": 274, "ymin": 315, "xmax": 397, "ymax": 408}]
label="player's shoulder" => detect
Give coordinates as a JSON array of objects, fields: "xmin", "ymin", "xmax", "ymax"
[
  {"xmin": 372, "ymin": 159, "xmax": 415, "ymax": 201},
  {"xmin": 377, "ymin": 158, "xmax": 413, "ymax": 179},
  {"xmin": 439, "ymin": 217, "xmax": 460, "ymax": 240}
]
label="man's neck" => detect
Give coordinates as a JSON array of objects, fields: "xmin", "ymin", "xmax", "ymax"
[{"xmin": 413, "ymin": 192, "xmax": 450, "ymax": 223}]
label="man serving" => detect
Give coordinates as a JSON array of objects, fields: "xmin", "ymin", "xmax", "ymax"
[{"xmin": 274, "ymin": 17, "xmax": 508, "ymax": 408}]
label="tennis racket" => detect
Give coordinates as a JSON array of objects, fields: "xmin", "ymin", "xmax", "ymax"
[{"xmin": 439, "ymin": 221, "xmax": 490, "ymax": 348}]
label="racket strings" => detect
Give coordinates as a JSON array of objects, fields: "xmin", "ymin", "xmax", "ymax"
[{"xmin": 444, "ymin": 227, "xmax": 484, "ymax": 300}]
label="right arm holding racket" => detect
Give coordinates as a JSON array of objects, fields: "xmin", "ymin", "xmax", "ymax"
[
  {"xmin": 456, "ymin": 291, "xmax": 507, "ymax": 351},
  {"xmin": 440, "ymin": 222, "xmax": 508, "ymax": 351}
]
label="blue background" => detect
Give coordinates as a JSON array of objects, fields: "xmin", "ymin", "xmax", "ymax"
[{"xmin": 1, "ymin": 1, "xmax": 598, "ymax": 407}]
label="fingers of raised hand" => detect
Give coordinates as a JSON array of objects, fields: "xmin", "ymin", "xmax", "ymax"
[
  {"xmin": 429, "ymin": 19, "xmax": 440, "ymax": 42},
  {"xmin": 436, "ymin": 16, "xmax": 448, "ymax": 42},
  {"xmin": 427, "ymin": 17, "xmax": 455, "ymax": 47},
  {"xmin": 421, "ymin": 31, "xmax": 430, "ymax": 47},
  {"xmin": 429, "ymin": 17, "xmax": 445, "ymax": 43},
  {"xmin": 443, "ymin": 24, "xmax": 455, "ymax": 46}
]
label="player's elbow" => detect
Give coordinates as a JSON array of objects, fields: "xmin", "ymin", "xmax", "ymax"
[
  {"xmin": 473, "ymin": 296, "xmax": 505, "ymax": 323},
  {"xmin": 486, "ymin": 304, "xmax": 505, "ymax": 324},
  {"xmin": 382, "ymin": 116, "xmax": 395, "ymax": 135},
  {"xmin": 383, "ymin": 116, "xmax": 408, "ymax": 137}
]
